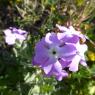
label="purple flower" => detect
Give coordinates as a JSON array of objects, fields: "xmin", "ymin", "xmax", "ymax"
[
  {"xmin": 33, "ymin": 32, "xmax": 77, "ymax": 81},
  {"xmin": 56, "ymin": 24, "xmax": 86, "ymax": 43},
  {"xmin": 3, "ymin": 27, "xmax": 27, "ymax": 45},
  {"xmin": 68, "ymin": 42, "xmax": 88, "ymax": 72},
  {"xmin": 46, "ymin": 69, "xmax": 68, "ymax": 81},
  {"xmin": 33, "ymin": 25, "xmax": 88, "ymax": 81},
  {"xmin": 56, "ymin": 24, "xmax": 88, "ymax": 72}
]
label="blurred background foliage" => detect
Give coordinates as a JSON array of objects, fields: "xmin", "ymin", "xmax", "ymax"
[{"xmin": 0, "ymin": 0, "xmax": 95, "ymax": 95}]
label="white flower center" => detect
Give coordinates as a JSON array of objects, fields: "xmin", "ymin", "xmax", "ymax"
[{"xmin": 49, "ymin": 46, "xmax": 60, "ymax": 59}]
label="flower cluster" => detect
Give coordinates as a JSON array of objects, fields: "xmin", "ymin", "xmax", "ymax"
[
  {"xmin": 3, "ymin": 27, "xmax": 27, "ymax": 45},
  {"xmin": 33, "ymin": 25, "xmax": 88, "ymax": 81}
]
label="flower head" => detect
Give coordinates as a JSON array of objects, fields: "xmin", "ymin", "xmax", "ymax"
[
  {"xmin": 33, "ymin": 32, "xmax": 77, "ymax": 81},
  {"xmin": 33, "ymin": 25, "xmax": 88, "ymax": 81},
  {"xmin": 3, "ymin": 27, "xmax": 27, "ymax": 45}
]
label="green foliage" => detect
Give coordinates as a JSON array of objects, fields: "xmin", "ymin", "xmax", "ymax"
[{"xmin": 0, "ymin": 0, "xmax": 95, "ymax": 95}]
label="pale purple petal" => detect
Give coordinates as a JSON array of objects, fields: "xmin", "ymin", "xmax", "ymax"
[
  {"xmin": 69, "ymin": 55, "xmax": 81, "ymax": 72},
  {"xmin": 59, "ymin": 58, "xmax": 71, "ymax": 68},
  {"xmin": 79, "ymin": 44, "xmax": 88, "ymax": 54},
  {"xmin": 4, "ymin": 29, "xmax": 12, "ymax": 36},
  {"xmin": 45, "ymin": 67, "xmax": 68, "ymax": 81},
  {"xmin": 63, "ymin": 35, "xmax": 79, "ymax": 43},
  {"xmin": 34, "ymin": 43, "xmax": 49, "ymax": 64},
  {"xmin": 42, "ymin": 57, "xmax": 56, "ymax": 67},
  {"xmin": 43, "ymin": 64, "xmax": 53, "ymax": 74},
  {"xmin": 57, "ymin": 24, "xmax": 86, "ymax": 43},
  {"xmin": 69, "ymin": 26, "xmax": 86, "ymax": 42},
  {"xmin": 62, "ymin": 54, "xmax": 76, "ymax": 61},
  {"xmin": 60, "ymin": 44, "xmax": 77, "ymax": 57},
  {"xmin": 15, "ymin": 34, "xmax": 26, "ymax": 41},
  {"xmin": 45, "ymin": 32, "xmax": 60, "ymax": 44},
  {"xmin": 57, "ymin": 32, "xmax": 79, "ymax": 44},
  {"xmin": 33, "ymin": 54, "xmax": 49, "ymax": 65},
  {"xmin": 55, "ymin": 70, "xmax": 68, "ymax": 81},
  {"xmin": 34, "ymin": 38, "xmax": 51, "ymax": 65},
  {"xmin": 53, "ymin": 60, "xmax": 62, "ymax": 73},
  {"xmin": 56, "ymin": 24, "xmax": 69, "ymax": 32},
  {"xmin": 80, "ymin": 60, "xmax": 87, "ymax": 67},
  {"xmin": 5, "ymin": 35, "xmax": 16, "ymax": 45},
  {"xmin": 11, "ymin": 27, "xmax": 18, "ymax": 33},
  {"xmin": 35, "ymin": 38, "xmax": 49, "ymax": 52},
  {"xmin": 17, "ymin": 29, "xmax": 27, "ymax": 35}
]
